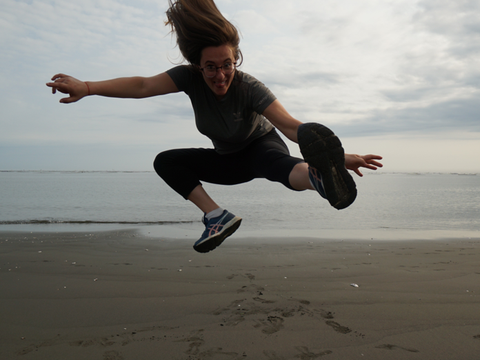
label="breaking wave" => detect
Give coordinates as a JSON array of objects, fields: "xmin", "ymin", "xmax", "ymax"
[{"xmin": 0, "ymin": 220, "xmax": 197, "ymax": 225}]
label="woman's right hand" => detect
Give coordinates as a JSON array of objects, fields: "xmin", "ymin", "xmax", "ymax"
[{"xmin": 46, "ymin": 74, "xmax": 89, "ymax": 104}]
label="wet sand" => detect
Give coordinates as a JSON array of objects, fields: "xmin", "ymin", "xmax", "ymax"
[{"xmin": 1, "ymin": 229, "xmax": 480, "ymax": 359}]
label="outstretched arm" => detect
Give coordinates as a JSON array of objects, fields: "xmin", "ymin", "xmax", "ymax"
[
  {"xmin": 46, "ymin": 72, "xmax": 179, "ymax": 104},
  {"xmin": 262, "ymin": 100, "xmax": 302, "ymax": 142},
  {"xmin": 262, "ymin": 100, "xmax": 383, "ymax": 176}
]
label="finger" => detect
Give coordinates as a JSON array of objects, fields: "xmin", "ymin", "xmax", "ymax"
[
  {"xmin": 59, "ymin": 95, "xmax": 80, "ymax": 104},
  {"xmin": 51, "ymin": 73, "xmax": 67, "ymax": 81},
  {"xmin": 370, "ymin": 161, "xmax": 383, "ymax": 168},
  {"xmin": 47, "ymin": 81, "xmax": 64, "ymax": 90},
  {"xmin": 353, "ymin": 168, "xmax": 364, "ymax": 177},
  {"xmin": 366, "ymin": 159, "xmax": 383, "ymax": 167},
  {"xmin": 47, "ymin": 82, "xmax": 57, "ymax": 92},
  {"xmin": 48, "ymin": 81, "xmax": 71, "ymax": 95},
  {"xmin": 59, "ymin": 97, "xmax": 73, "ymax": 104},
  {"xmin": 360, "ymin": 154, "xmax": 378, "ymax": 161}
]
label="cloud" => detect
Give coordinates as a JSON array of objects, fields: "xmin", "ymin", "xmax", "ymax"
[
  {"xmin": 334, "ymin": 95, "xmax": 480, "ymax": 137},
  {"xmin": 1, "ymin": 0, "xmax": 479, "ymax": 171}
]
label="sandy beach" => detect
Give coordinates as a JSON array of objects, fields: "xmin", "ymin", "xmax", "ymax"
[{"xmin": 1, "ymin": 229, "xmax": 479, "ymax": 360}]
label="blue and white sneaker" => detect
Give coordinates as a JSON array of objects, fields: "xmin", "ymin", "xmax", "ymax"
[
  {"xmin": 308, "ymin": 166, "xmax": 327, "ymax": 199},
  {"xmin": 298, "ymin": 123, "xmax": 357, "ymax": 210},
  {"xmin": 193, "ymin": 210, "xmax": 242, "ymax": 253}
]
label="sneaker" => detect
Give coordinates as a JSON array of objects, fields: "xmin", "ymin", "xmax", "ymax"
[
  {"xmin": 193, "ymin": 210, "xmax": 242, "ymax": 253},
  {"xmin": 298, "ymin": 123, "xmax": 357, "ymax": 210},
  {"xmin": 308, "ymin": 166, "xmax": 327, "ymax": 199}
]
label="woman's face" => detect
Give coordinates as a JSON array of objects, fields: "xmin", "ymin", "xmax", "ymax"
[{"xmin": 199, "ymin": 44, "xmax": 236, "ymax": 100}]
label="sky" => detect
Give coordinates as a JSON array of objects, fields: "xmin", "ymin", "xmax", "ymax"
[{"xmin": 1, "ymin": 0, "xmax": 479, "ymax": 173}]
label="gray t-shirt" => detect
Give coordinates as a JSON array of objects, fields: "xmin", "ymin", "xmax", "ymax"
[{"xmin": 166, "ymin": 65, "xmax": 276, "ymax": 154}]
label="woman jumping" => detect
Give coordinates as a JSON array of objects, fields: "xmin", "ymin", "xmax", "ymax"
[{"xmin": 47, "ymin": 0, "xmax": 383, "ymax": 253}]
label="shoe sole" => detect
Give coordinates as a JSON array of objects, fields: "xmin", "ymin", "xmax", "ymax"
[
  {"xmin": 298, "ymin": 123, "xmax": 357, "ymax": 210},
  {"xmin": 193, "ymin": 217, "xmax": 242, "ymax": 253}
]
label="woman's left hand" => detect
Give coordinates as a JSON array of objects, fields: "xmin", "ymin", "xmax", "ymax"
[{"xmin": 345, "ymin": 154, "xmax": 383, "ymax": 176}]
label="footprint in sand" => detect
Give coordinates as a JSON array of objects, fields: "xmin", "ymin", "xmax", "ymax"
[
  {"xmin": 288, "ymin": 298, "xmax": 311, "ymax": 305},
  {"xmin": 70, "ymin": 337, "xmax": 116, "ymax": 347},
  {"xmin": 237, "ymin": 284, "xmax": 265, "ymax": 294},
  {"xmin": 226, "ymin": 273, "xmax": 256, "ymax": 280},
  {"xmin": 325, "ymin": 320, "xmax": 352, "ymax": 334},
  {"xmin": 175, "ymin": 330, "xmax": 205, "ymax": 355},
  {"xmin": 17, "ymin": 345, "xmax": 37, "ymax": 356},
  {"xmin": 224, "ymin": 314, "xmax": 246, "ymax": 327},
  {"xmin": 254, "ymin": 316, "xmax": 285, "ymax": 334},
  {"xmin": 197, "ymin": 347, "xmax": 240, "ymax": 358},
  {"xmin": 245, "ymin": 273, "xmax": 256, "ymax": 280},
  {"xmin": 316, "ymin": 309, "xmax": 334, "ymax": 319},
  {"xmin": 253, "ymin": 296, "xmax": 276, "ymax": 304},
  {"xmin": 294, "ymin": 346, "xmax": 333, "ymax": 359},
  {"xmin": 18, "ymin": 335, "xmax": 64, "ymax": 355},
  {"xmin": 375, "ymin": 344, "xmax": 419, "ymax": 353},
  {"xmin": 213, "ymin": 298, "xmax": 246, "ymax": 315}
]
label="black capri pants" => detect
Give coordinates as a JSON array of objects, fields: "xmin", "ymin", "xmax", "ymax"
[{"xmin": 153, "ymin": 129, "xmax": 305, "ymax": 199}]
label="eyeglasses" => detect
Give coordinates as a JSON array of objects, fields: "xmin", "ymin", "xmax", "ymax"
[{"xmin": 200, "ymin": 63, "xmax": 236, "ymax": 78}]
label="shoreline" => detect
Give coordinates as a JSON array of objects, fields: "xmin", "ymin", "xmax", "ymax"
[
  {"xmin": 1, "ymin": 222, "xmax": 479, "ymax": 242},
  {"xmin": 1, "ymin": 229, "xmax": 480, "ymax": 359}
]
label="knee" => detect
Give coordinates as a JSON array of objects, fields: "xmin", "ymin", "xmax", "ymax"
[
  {"xmin": 153, "ymin": 151, "xmax": 172, "ymax": 178},
  {"xmin": 288, "ymin": 162, "xmax": 311, "ymax": 191}
]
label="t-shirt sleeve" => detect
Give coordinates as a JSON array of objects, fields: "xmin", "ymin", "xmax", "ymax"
[
  {"xmin": 244, "ymin": 74, "xmax": 277, "ymax": 114},
  {"xmin": 165, "ymin": 65, "xmax": 194, "ymax": 94}
]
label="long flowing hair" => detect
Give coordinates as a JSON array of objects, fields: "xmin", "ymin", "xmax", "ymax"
[{"xmin": 165, "ymin": 0, "xmax": 243, "ymax": 66}]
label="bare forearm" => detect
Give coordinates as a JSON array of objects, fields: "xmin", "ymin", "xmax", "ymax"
[
  {"xmin": 86, "ymin": 77, "xmax": 151, "ymax": 98},
  {"xmin": 47, "ymin": 72, "xmax": 178, "ymax": 104},
  {"xmin": 263, "ymin": 100, "xmax": 302, "ymax": 143}
]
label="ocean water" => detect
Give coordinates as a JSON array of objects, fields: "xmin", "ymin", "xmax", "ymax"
[{"xmin": 0, "ymin": 171, "xmax": 479, "ymax": 239}]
